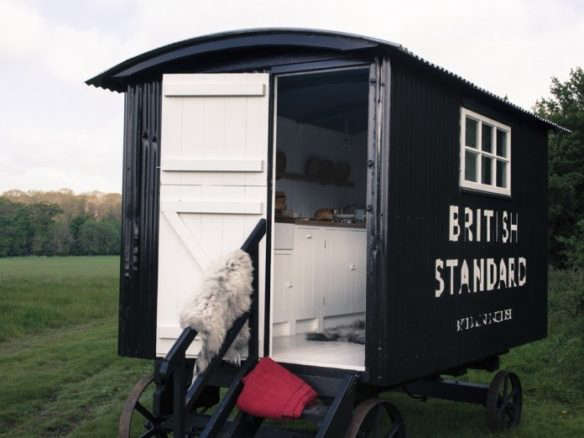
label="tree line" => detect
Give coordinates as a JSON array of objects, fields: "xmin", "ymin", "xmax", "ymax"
[
  {"xmin": 0, "ymin": 190, "xmax": 121, "ymax": 257},
  {"xmin": 535, "ymin": 67, "xmax": 584, "ymax": 271}
]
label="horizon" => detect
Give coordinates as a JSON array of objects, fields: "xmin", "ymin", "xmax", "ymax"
[{"xmin": 1, "ymin": 188, "xmax": 122, "ymax": 196}]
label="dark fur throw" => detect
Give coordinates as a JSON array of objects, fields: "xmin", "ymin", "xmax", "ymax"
[{"xmin": 306, "ymin": 320, "xmax": 365, "ymax": 344}]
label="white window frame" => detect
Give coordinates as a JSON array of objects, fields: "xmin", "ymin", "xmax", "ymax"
[{"xmin": 459, "ymin": 107, "xmax": 511, "ymax": 196}]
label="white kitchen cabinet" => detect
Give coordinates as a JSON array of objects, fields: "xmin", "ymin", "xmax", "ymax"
[
  {"xmin": 272, "ymin": 224, "xmax": 366, "ymax": 335},
  {"xmin": 320, "ymin": 228, "xmax": 366, "ymax": 316}
]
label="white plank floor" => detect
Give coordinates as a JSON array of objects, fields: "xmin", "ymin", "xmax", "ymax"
[{"xmin": 271, "ymin": 334, "xmax": 365, "ymax": 371}]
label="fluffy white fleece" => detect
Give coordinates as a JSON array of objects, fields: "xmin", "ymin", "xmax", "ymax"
[{"xmin": 180, "ymin": 249, "xmax": 253, "ymax": 373}]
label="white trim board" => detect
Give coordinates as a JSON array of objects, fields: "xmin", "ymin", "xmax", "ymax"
[
  {"xmin": 162, "ymin": 159, "xmax": 264, "ymax": 173},
  {"xmin": 459, "ymin": 107, "xmax": 512, "ymax": 197},
  {"xmin": 161, "ymin": 201, "xmax": 264, "ymax": 215},
  {"xmin": 164, "ymin": 82, "xmax": 265, "ymax": 97}
]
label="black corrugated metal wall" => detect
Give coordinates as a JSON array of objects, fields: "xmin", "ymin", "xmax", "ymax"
[
  {"xmin": 380, "ymin": 58, "xmax": 548, "ymax": 385},
  {"xmin": 119, "ymin": 81, "xmax": 162, "ymax": 359}
]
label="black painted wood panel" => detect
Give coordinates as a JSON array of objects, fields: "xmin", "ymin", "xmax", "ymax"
[
  {"xmin": 377, "ymin": 59, "xmax": 548, "ymax": 385},
  {"xmin": 118, "ymin": 81, "xmax": 161, "ymax": 358}
]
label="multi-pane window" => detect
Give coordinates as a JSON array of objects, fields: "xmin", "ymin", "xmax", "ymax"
[{"xmin": 460, "ymin": 108, "xmax": 511, "ymax": 196}]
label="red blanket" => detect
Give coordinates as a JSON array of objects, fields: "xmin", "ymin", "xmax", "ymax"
[{"xmin": 236, "ymin": 357, "xmax": 318, "ymax": 419}]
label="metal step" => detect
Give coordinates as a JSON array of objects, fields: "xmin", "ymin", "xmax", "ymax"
[
  {"xmin": 234, "ymin": 370, "xmax": 358, "ymax": 438},
  {"xmin": 201, "ymin": 364, "xmax": 359, "ymax": 437}
]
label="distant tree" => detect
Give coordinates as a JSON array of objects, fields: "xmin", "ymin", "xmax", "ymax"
[
  {"xmin": 69, "ymin": 214, "xmax": 89, "ymax": 255},
  {"xmin": 78, "ymin": 219, "xmax": 101, "ymax": 255},
  {"xmin": 11, "ymin": 204, "xmax": 32, "ymax": 255},
  {"xmin": 0, "ymin": 198, "xmax": 27, "ymax": 256},
  {"xmin": 0, "ymin": 199, "xmax": 62, "ymax": 256},
  {"xmin": 2, "ymin": 189, "xmax": 121, "ymax": 222},
  {"xmin": 0, "ymin": 190, "xmax": 121, "ymax": 257},
  {"xmin": 45, "ymin": 220, "xmax": 73, "ymax": 256},
  {"xmin": 535, "ymin": 67, "xmax": 584, "ymax": 267},
  {"xmin": 102, "ymin": 218, "xmax": 121, "ymax": 254},
  {"xmin": 558, "ymin": 219, "xmax": 584, "ymax": 270},
  {"xmin": 78, "ymin": 218, "xmax": 121, "ymax": 255},
  {"xmin": 27, "ymin": 203, "xmax": 62, "ymax": 255}
]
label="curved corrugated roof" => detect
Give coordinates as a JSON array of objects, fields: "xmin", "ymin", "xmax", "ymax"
[{"xmin": 86, "ymin": 28, "xmax": 567, "ymax": 132}]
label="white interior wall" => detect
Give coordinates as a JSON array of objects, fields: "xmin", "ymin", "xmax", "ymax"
[{"xmin": 276, "ymin": 116, "xmax": 367, "ymax": 218}]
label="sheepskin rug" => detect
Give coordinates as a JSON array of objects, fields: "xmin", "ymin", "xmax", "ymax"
[{"xmin": 180, "ymin": 249, "xmax": 254, "ymax": 373}]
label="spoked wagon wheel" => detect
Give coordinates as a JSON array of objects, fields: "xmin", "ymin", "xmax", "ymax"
[
  {"xmin": 486, "ymin": 370, "xmax": 522, "ymax": 431},
  {"xmin": 119, "ymin": 374, "xmax": 168, "ymax": 438},
  {"xmin": 346, "ymin": 399, "xmax": 406, "ymax": 438}
]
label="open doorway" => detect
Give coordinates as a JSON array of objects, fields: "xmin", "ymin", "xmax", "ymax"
[{"xmin": 269, "ymin": 67, "xmax": 370, "ymax": 370}]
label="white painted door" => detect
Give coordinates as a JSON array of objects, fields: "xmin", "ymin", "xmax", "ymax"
[{"xmin": 156, "ymin": 73, "xmax": 269, "ymax": 357}]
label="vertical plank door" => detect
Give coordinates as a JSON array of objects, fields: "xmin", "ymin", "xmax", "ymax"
[{"xmin": 156, "ymin": 73, "xmax": 269, "ymax": 357}]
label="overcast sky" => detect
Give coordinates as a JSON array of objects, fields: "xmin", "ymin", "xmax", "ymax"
[{"xmin": 1, "ymin": 0, "xmax": 582, "ymax": 194}]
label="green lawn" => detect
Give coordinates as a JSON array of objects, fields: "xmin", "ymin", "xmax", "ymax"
[
  {"xmin": 0, "ymin": 257, "xmax": 119, "ymax": 342},
  {"xmin": 0, "ymin": 257, "xmax": 150, "ymax": 438},
  {"xmin": 0, "ymin": 257, "xmax": 582, "ymax": 437}
]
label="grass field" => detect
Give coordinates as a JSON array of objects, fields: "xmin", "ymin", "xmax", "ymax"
[{"xmin": 0, "ymin": 256, "xmax": 582, "ymax": 437}]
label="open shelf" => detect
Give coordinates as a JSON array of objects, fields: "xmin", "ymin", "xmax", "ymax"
[{"xmin": 277, "ymin": 172, "xmax": 354, "ymax": 187}]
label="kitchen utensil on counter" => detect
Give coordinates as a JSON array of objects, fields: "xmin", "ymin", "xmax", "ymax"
[
  {"xmin": 313, "ymin": 208, "xmax": 334, "ymax": 221},
  {"xmin": 335, "ymin": 213, "xmax": 356, "ymax": 220},
  {"xmin": 334, "ymin": 211, "xmax": 356, "ymax": 224}
]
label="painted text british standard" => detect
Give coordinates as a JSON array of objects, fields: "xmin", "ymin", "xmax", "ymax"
[{"xmin": 434, "ymin": 205, "xmax": 527, "ymax": 298}]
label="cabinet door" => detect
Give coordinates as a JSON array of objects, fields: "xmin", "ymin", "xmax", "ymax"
[
  {"xmin": 321, "ymin": 228, "xmax": 349, "ymax": 316},
  {"xmin": 348, "ymin": 230, "xmax": 367, "ymax": 313},
  {"xmin": 320, "ymin": 228, "xmax": 367, "ymax": 317},
  {"xmin": 294, "ymin": 227, "xmax": 320, "ymax": 320},
  {"xmin": 272, "ymin": 252, "xmax": 293, "ymax": 324}
]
